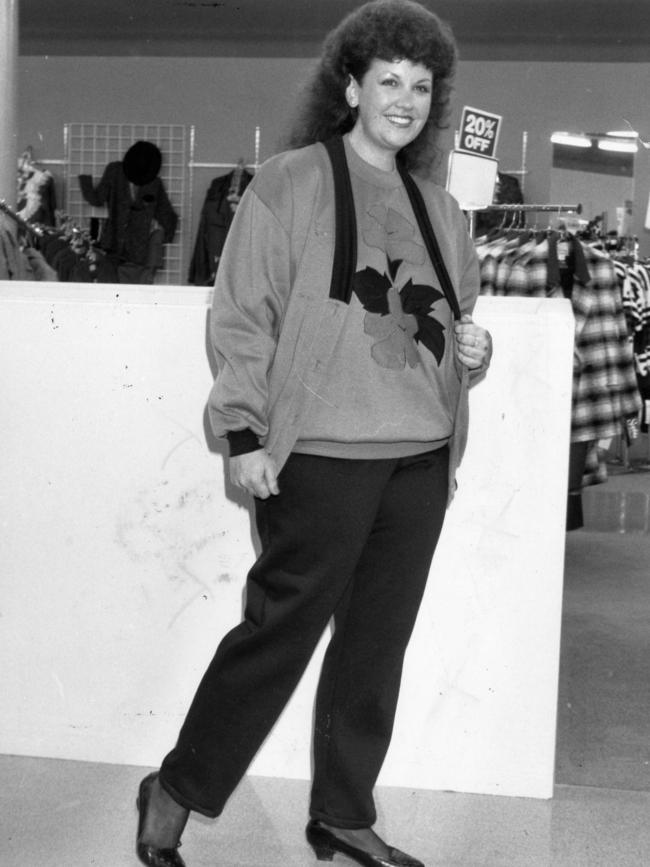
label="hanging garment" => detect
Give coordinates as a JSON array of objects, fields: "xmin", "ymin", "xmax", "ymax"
[
  {"xmin": 17, "ymin": 167, "xmax": 57, "ymax": 226},
  {"xmin": 79, "ymin": 162, "xmax": 178, "ymax": 268},
  {"xmin": 476, "ymin": 227, "xmax": 642, "ymax": 493},
  {"xmin": 479, "ymin": 223, "xmax": 644, "ymax": 522},
  {"xmin": 567, "ymin": 238, "xmax": 641, "ymax": 444},
  {"xmin": 615, "ymin": 258, "xmax": 650, "ymax": 379},
  {"xmin": 611, "ymin": 255, "xmax": 650, "ymax": 430},
  {"xmin": 0, "ymin": 219, "xmax": 36, "ymax": 279},
  {"xmin": 23, "ymin": 247, "xmax": 58, "ymax": 281},
  {"xmin": 188, "ymin": 169, "xmax": 253, "ymax": 285}
]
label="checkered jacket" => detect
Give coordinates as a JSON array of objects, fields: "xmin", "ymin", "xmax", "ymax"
[
  {"xmin": 615, "ymin": 259, "xmax": 650, "ymax": 377},
  {"xmin": 477, "ymin": 235, "xmax": 641, "ymax": 442},
  {"xmin": 571, "ymin": 242, "xmax": 640, "ymax": 442}
]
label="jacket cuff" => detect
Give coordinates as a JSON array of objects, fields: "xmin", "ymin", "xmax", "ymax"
[{"xmin": 226, "ymin": 428, "xmax": 262, "ymax": 456}]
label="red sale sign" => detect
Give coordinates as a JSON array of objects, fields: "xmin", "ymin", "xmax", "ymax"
[{"xmin": 458, "ymin": 106, "xmax": 502, "ymax": 159}]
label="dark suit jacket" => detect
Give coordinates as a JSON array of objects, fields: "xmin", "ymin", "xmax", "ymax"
[{"xmin": 188, "ymin": 170, "xmax": 253, "ymax": 285}]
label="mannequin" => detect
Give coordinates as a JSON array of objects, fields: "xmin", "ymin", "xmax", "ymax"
[{"xmin": 79, "ymin": 140, "xmax": 178, "ymax": 283}]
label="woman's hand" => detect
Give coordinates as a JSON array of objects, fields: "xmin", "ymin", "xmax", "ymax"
[
  {"xmin": 229, "ymin": 449, "xmax": 280, "ymax": 499},
  {"xmin": 454, "ymin": 314, "xmax": 493, "ymax": 371}
]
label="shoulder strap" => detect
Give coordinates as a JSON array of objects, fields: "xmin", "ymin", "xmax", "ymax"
[
  {"xmin": 323, "ymin": 136, "xmax": 357, "ymax": 303},
  {"xmin": 397, "ymin": 162, "xmax": 462, "ymax": 321},
  {"xmin": 323, "ymin": 135, "xmax": 462, "ymax": 319},
  {"xmin": 397, "ymin": 160, "xmax": 460, "ymax": 319}
]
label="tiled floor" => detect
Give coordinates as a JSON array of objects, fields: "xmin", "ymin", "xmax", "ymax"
[
  {"xmin": 2, "ymin": 755, "xmax": 650, "ymax": 866},
  {"xmin": 2, "ymin": 458, "xmax": 649, "ymax": 866},
  {"xmin": 556, "ymin": 529, "xmax": 650, "ymax": 793}
]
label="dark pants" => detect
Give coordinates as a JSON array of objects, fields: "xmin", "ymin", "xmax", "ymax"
[{"xmin": 159, "ymin": 447, "xmax": 449, "ymax": 828}]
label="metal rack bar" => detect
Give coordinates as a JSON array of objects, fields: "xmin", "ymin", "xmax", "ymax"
[
  {"xmin": 482, "ymin": 202, "xmax": 582, "ymax": 213},
  {"xmin": 467, "ymin": 202, "xmax": 581, "ymax": 238},
  {"xmin": 0, "ymin": 198, "xmax": 44, "ymax": 238},
  {"xmin": 189, "ymin": 161, "xmax": 257, "ymax": 170}
]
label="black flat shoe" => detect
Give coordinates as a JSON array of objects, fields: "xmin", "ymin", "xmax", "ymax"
[
  {"xmin": 136, "ymin": 772, "xmax": 186, "ymax": 867},
  {"xmin": 306, "ymin": 820, "xmax": 424, "ymax": 867}
]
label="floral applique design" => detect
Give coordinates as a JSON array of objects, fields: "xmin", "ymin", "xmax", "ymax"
[
  {"xmin": 364, "ymin": 204, "xmax": 426, "ymax": 266},
  {"xmin": 353, "ymin": 259, "xmax": 446, "ymax": 369},
  {"xmin": 353, "ymin": 204, "xmax": 445, "ymax": 370}
]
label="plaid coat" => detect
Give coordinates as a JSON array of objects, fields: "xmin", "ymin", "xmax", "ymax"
[
  {"xmin": 569, "ymin": 241, "xmax": 640, "ymax": 442},
  {"xmin": 477, "ymin": 233, "xmax": 641, "ymax": 442}
]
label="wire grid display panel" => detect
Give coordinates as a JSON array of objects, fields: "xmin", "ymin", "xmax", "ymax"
[{"xmin": 65, "ymin": 124, "xmax": 188, "ymax": 285}]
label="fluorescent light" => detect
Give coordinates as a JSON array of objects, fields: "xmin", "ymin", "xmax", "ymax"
[
  {"xmin": 606, "ymin": 129, "xmax": 638, "ymax": 138},
  {"xmin": 550, "ymin": 132, "xmax": 592, "ymax": 148},
  {"xmin": 597, "ymin": 139, "xmax": 638, "ymax": 153}
]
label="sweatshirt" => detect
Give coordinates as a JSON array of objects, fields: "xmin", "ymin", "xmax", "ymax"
[{"xmin": 293, "ymin": 137, "xmax": 459, "ymax": 459}]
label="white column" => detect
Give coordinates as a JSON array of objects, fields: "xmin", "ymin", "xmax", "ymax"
[{"xmin": 0, "ymin": 0, "xmax": 18, "ymax": 206}]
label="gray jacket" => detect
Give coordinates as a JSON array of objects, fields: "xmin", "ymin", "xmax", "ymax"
[{"xmin": 207, "ymin": 142, "xmax": 480, "ymax": 503}]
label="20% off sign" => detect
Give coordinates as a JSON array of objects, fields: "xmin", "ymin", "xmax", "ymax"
[{"xmin": 458, "ymin": 106, "xmax": 502, "ymax": 158}]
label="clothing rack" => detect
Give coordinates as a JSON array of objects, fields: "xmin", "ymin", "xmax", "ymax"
[
  {"xmin": 16, "ymin": 125, "xmax": 263, "ymax": 286},
  {"xmin": 482, "ymin": 202, "xmax": 582, "ymax": 213},
  {"xmin": 0, "ymin": 199, "xmax": 44, "ymax": 239},
  {"xmin": 189, "ymin": 160, "xmax": 258, "ymax": 170},
  {"xmin": 0, "ymin": 197, "xmax": 95, "ymax": 245},
  {"xmin": 467, "ymin": 202, "xmax": 582, "ymax": 238}
]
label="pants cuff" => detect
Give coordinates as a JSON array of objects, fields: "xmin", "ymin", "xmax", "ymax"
[
  {"xmin": 158, "ymin": 773, "xmax": 222, "ymax": 819},
  {"xmin": 309, "ymin": 808, "xmax": 376, "ymax": 830}
]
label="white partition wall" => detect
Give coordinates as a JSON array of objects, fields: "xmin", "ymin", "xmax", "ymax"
[{"xmin": 0, "ymin": 284, "xmax": 574, "ymax": 799}]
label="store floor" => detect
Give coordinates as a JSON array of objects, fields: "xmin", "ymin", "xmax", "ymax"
[{"xmin": 2, "ymin": 459, "xmax": 649, "ymax": 866}]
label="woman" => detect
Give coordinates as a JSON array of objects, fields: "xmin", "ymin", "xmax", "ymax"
[{"xmin": 136, "ymin": 2, "xmax": 492, "ymax": 865}]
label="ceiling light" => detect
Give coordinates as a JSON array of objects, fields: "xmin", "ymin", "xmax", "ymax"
[
  {"xmin": 606, "ymin": 129, "xmax": 638, "ymax": 138},
  {"xmin": 597, "ymin": 139, "xmax": 638, "ymax": 153},
  {"xmin": 550, "ymin": 132, "xmax": 592, "ymax": 148}
]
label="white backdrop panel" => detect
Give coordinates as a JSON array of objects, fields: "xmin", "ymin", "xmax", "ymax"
[{"xmin": 0, "ymin": 284, "xmax": 574, "ymax": 799}]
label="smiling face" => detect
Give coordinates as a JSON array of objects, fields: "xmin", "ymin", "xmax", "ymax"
[{"xmin": 346, "ymin": 58, "xmax": 433, "ymax": 170}]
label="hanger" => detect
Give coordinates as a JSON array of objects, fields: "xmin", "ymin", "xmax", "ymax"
[
  {"xmin": 228, "ymin": 157, "xmax": 246, "ymax": 193},
  {"xmin": 505, "ymin": 208, "xmax": 525, "ymax": 240},
  {"xmin": 482, "ymin": 208, "xmax": 510, "ymax": 243}
]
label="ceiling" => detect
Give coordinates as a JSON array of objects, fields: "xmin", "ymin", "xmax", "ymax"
[{"xmin": 19, "ymin": 0, "xmax": 650, "ymax": 61}]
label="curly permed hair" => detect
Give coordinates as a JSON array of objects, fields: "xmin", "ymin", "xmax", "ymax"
[{"xmin": 283, "ymin": 0, "xmax": 458, "ymax": 175}]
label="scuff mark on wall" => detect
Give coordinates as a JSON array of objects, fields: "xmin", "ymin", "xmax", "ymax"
[
  {"xmin": 52, "ymin": 670, "xmax": 66, "ymax": 700},
  {"xmin": 114, "ymin": 442, "xmax": 242, "ymax": 628}
]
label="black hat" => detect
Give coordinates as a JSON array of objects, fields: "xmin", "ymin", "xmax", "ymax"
[{"xmin": 122, "ymin": 141, "xmax": 162, "ymax": 186}]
